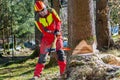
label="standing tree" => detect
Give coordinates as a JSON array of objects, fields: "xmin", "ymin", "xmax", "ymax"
[
  {"xmin": 46, "ymin": 0, "xmax": 62, "ymax": 67},
  {"xmin": 35, "ymin": 0, "xmax": 49, "ymax": 45},
  {"xmin": 33, "ymin": 0, "xmax": 62, "ymax": 61},
  {"xmin": 65, "ymin": 0, "xmax": 95, "ymax": 79},
  {"xmin": 34, "ymin": 0, "xmax": 50, "ymax": 57},
  {"xmin": 68, "ymin": 0, "xmax": 95, "ymax": 53},
  {"xmin": 30, "ymin": 0, "xmax": 43, "ymax": 58},
  {"xmin": 96, "ymin": 0, "xmax": 113, "ymax": 51},
  {"xmin": 0, "ymin": 0, "xmax": 12, "ymax": 54},
  {"xmin": 65, "ymin": 1, "xmax": 120, "ymax": 80},
  {"xmin": 50, "ymin": 0, "xmax": 61, "ymax": 15}
]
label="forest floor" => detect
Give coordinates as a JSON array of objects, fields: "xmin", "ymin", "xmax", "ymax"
[
  {"xmin": 0, "ymin": 36, "xmax": 120, "ymax": 80},
  {"xmin": 1, "ymin": 48, "xmax": 120, "ymax": 80},
  {"xmin": 0, "ymin": 48, "xmax": 59, "ymax": 80}
]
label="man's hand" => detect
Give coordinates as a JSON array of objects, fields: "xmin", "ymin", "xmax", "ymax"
[{"xmin": 54, "ymin": 30, "xmax": 61, "ymax": 36}]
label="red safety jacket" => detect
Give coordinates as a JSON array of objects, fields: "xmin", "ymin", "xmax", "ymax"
[{"xmin": 35, "ymin": 9, "xmax": 61, "ymax": 45}]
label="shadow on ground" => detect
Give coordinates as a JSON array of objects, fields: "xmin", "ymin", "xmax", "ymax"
[{"xmin": 0, "ymin": 56, "xmax": 28, "ymax": 66}]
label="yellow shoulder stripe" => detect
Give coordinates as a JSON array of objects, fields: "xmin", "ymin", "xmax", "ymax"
[{"xmin": 52, "ymin": 9, "xmax": 61, "ymax": 21}]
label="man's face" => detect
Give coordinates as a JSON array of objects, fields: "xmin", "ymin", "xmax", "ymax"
[{"xmin": 38, "ymin": 8, "xmax": 48, "ymax": 17}]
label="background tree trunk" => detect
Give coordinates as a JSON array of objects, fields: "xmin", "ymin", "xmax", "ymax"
[
  {"xmin": 2, "ymin": 29, "xmax": 5, "ymax": 54},
  {"xmin": 96, "ymin": 0, "xmax": 113, "ymax": 51},
  {"xmin": 46, "ymin": 0, "xmax": 61, "ymax": 68},
  {"xmin": 33, "ymin": 0, "xmax": 61, "ymax": 66},
  {"xmin": 51, "ymin": 0, "xmax": 61, "ymax": 15},
  {"xmin": 32, "ymin": 0, "xmax": 43, "ymax": 58}
]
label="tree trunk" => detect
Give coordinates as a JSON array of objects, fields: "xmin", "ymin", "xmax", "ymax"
[
  {"xmin": 65, "ymin": 0, "xmax": 95, "ymax": 79},
  {"xmin": 51, "ymin": 0, "xmax": 61, "ymax": 15},
  {"xmin": 31, "ymin": 0, "xmax": 53, "ymax": 59},
  {"xmin": 33, "ymin": 0, "xmax": 43, "ymax": 58},
  {"xmin": 68, "ymin": 0, "xmax": 95, "ymax": 54},
  {"xmin": 46, "ymin": 0, "xmax": 61, "ymax": 67},
  {"xmin": 34, "ymin": 0, "xmax": 62, "ymax": 66},
  {"xmin": 2, "ymin": 29, "xmax": 5, "ymax": 54},
  {"xmin": 7, "ymin": 28, "xmax": 10, "ymax": 55},
  {"xmin": 96, "ymin": 0, "xmax": 113, "ymax": 51},
  {"xmin": 34, "ymin": 0, "xmax": 54, "ymax": 58}
]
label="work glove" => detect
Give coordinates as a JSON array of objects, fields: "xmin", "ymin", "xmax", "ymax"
[
  {"xmin": 54, "ymin": 30, "xmax": 61, "ymax": 36},
  {"xmin": 48, "ymin": 48, "xmax": 56, "ymax": 53}
]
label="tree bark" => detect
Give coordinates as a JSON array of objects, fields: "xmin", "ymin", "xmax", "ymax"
[
  {"xmin": 34, "ymin": 0, "xmax": 61, "ymax": 66},
  {"xmin": 65, "ymin": 0, "xmax": 95, "ymax": 79},
  {"xmin": 33, "ymin": 0, "xmax": 43, "ymax": 58},
  {"xmin": 51, "ymin": 0, "xmax": 61, "ymax": 15},
  {"xmin": 96, "ymin": 0, "xmax": 113, "ymax": 51},
  {"xmin": 46, "ymin": 0, "xmax": 61, "ymax": 67},
  {"xmin": 68, "ymin": 0, "xmax": 95, "ymax": 54}
]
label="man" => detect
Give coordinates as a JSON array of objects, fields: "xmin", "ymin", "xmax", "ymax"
[{"xmin": 31, "ymin": 1, "xmax": 66, "ymax": 80}]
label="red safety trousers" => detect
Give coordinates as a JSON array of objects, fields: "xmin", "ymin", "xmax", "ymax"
[{"xmin": 34, "ymin": 35, "xmax": 66, "ymax": 77}]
